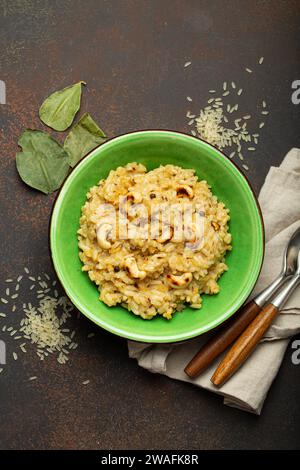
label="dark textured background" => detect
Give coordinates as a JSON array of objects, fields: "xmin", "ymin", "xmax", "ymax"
[{"xmin": 0, "ymin": 0, "xmax": 300, "ymax": 450}]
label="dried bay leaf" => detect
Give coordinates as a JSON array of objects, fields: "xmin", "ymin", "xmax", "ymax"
[
  {"xmin": 39, "ymin": 81, "xmax": 86, "ymax": 131},
  {"xmin": 64, "ymin": 113, "xmax": 107, "ymax": 167},
  {"xmin": 16, "ymin": 130, "xmax": 70, "ymax": 194}
]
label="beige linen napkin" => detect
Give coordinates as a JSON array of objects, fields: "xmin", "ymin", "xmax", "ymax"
[{"xmin": 128, "ymin": 148, "xmax": 300, "ymax": 414}]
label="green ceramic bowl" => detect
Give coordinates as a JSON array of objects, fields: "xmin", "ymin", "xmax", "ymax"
[{"xmin": 50, "ymin": 130, "xmax": 264, "ymax": 343}]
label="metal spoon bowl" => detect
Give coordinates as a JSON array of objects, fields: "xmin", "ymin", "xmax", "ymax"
[{"xmin": 255, "ymin": 226, "xmax": 300, "ymax": 306}]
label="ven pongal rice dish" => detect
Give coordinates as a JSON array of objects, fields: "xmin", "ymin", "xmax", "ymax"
[{"xmin": 78, "ymin": 163, "xmax": 232, "ymax": 319}]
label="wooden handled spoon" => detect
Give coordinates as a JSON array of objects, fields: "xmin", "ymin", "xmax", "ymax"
[
  {"xmin": 211, "ymin": 250, "xmax": 300, "ymax": 387},
  {"xmin": 184, "ymin": 226, "xmax": 300, "ymax": 379}
]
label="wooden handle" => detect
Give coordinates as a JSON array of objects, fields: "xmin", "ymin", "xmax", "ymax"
[
  {"xmin": 211, "ymin": 303, "xmax": 279, "ymax": 387},
  {"xmin": 184, "ymin": 300, "xmax": 261, "ymax": 378}
]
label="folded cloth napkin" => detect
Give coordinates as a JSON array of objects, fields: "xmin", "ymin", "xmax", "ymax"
[{"xmin": 128, "ymin": 148, "xmax": 300, "ymax": 414}]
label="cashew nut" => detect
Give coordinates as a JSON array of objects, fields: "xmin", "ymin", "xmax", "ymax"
[
  {"xmin": 176, "ymin": 185, "xmax": 194, "ymax": 198},
  {"xmin": 127, "ymin": 191, "xmax": 143, "ymax": 203},
  {"xmin": 157, "ymin": 225, "xmax": 174, "ymax": 243},
  {"xmin": 124, "ymin": 257, "xmax": 146, "ymax": 279},
  {"xmin": 96, "ymin": 223, "xmax": 113, "ymax": 250},
  {"xmin": 211, "ymin": 221, "xmax": 220, "ymax": 231},
  {"xmin": 166, "ymin": 272, "xmax": 193, "ymax": 288}
]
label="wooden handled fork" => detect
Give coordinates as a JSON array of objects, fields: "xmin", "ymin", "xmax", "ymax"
[{"xmin": 211, "ymin": 265, "xmax": 300, "ymax": 387}]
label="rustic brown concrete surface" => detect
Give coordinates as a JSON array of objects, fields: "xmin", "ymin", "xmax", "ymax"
[{"xmin": 0, "ymin": 0, "xmax": 299, "ymax": 450}]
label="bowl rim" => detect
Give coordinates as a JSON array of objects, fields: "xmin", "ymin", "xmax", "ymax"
[{"xmin": 49, "ymin": 129, "xmax": 265, "ymax": 343}]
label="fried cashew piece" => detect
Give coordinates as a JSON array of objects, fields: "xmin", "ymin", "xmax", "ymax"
[
  {"xmin": 96, "ymin": 223, "xmax": 113, "ymax": 250},
  {"xmin": 127, "ymin": 191, "xmax": 143, "ymax": 203},
  {"xmin": 211, "ymin": 221, "xmax": 220, "ymax": 231},
  {"xmin": 124, "ymin": 257, "xmax": 147, "ymax": 279},
  {"xmin": 157, "ymin": 225, "xmax": 174, "ymax": 244},
  {"xmin": 166, "ymin": 272, "xmax": 193, "ymax": 288},
  {"xmin": 176, "ymin": 185, "xmax": 194, "ymax": 198}
]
